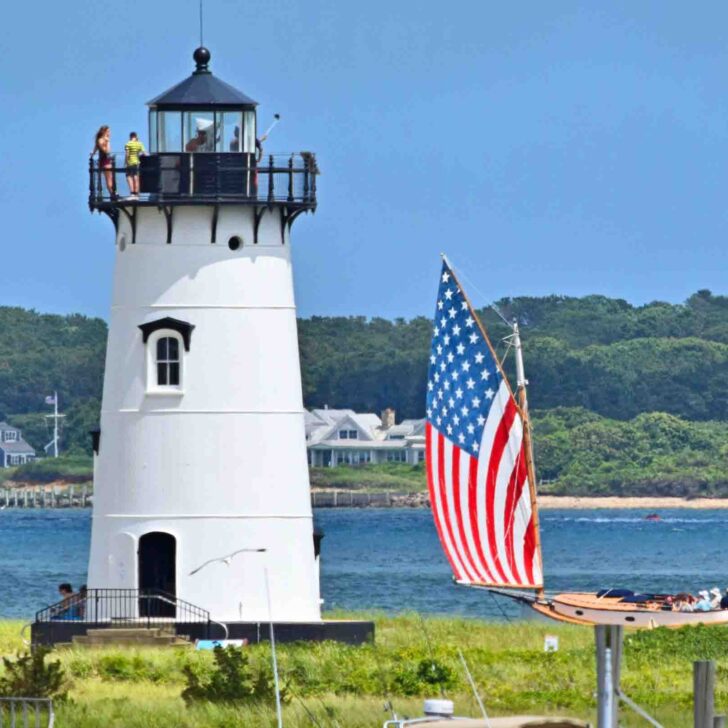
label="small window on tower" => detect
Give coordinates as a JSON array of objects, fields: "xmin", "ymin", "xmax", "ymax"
[{"xmin": 156, "ymin": 337, "xmax": 180, "ymax": 386}]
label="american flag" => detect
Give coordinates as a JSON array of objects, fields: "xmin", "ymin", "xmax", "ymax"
[{"xmin": 425, "ymin": 260, "xmax": 542, "ymax": 589}]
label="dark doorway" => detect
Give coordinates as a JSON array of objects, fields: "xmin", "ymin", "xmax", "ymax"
[{"xmin": 138, "ymin": 532, "xmax": 176, "ymax": 618}]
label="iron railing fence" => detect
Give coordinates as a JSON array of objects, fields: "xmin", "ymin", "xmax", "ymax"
[
  {"xmin": 88, "ymin": 152, "xmax": 318, "ymax": 207},
  {"xmin": 34, "ymin": 588, "xmax": 211, "ymax": 632},
  {"xmin": 0, "ymin": 698, "xmax": 54, "ymax": 728}
]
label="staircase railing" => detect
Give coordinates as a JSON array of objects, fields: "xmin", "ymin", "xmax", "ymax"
[{"xmin": 34, "ymin": 588, "xmax": 211, "ymax": 636}]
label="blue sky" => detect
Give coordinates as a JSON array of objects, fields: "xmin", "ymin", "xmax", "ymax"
[{"xmin": 2, "ymin": 1, "xmax": 728, "ymax": 319}]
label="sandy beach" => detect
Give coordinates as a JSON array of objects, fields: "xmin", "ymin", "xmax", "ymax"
[{"xmin": 539, "ymin": 495, "xmax": 728, "ymax": 509}]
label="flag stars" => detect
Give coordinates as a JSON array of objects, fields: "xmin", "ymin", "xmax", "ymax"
[
  {"xmin": 430, "ymin": 355, "xmax": 436, "ymax": 365},
  {"xmin": 461, "ymin": 361, "xmax": 471, "ymax": 372},
  {"xmin": 455, "ymin": 387, "xmax": 463, "ymax": 399},
  {"xmin": 469, "ymin": 333, "xmax": 478, "ymax": 344},
  {"xmin": 472, "ymin": 397, "xmax": 481, "ymax": 408},
  {"xmin": 450, "ymin": 371, "xmax": 459, "ymax": 381},
  {"xmin": 440, "ymin": 362, "xmax": 446, "ymax": 372},
  {"xmin": 436, "ymin": 344, "xmax": 443, "ymax": 355},
  {"xmin": 453, "ymin": 414, "xmax": 460, "ymax": 425},
  {"xmin": 458, "ymin": 433, "xmax": 465, "ymax": 444},
  {"xmin": 485, "ymin": 388, "xmax": 495, "ymax": 400},
  {"xmin": 437, "ymin": 300, "xmax": 444, "ymax": 310},
  {"xmin": 448, "ymin": 397, "xmax": 455, "ymax": 408},
  {"xmin": 467, "ymin": 423, "xmax": 475, "ymax": 435},
  {"xmin": 474, "ymin": 352, "xmax": 484, "ymax": 364},
  {"xmin": 456, "ymin": 343, "xmax": 465, "ymax": 355},
  {"xmin": 461, "ymin": 405, "xmax": 469, "ymax": 416},
  {"xmin": 461, "ymin": 301, "xmax": 469, "ymax": 311},
  {"xmin": 466, "ymin": 378, "xmax": 475, "ymax": 390},
  {"xmin": 465, "ymin": 316, "xmax": 475, "ymax": 328},
  {"xmin": 427, "ymin": 381, "xmax": 434, "ymax": 391},
  {"xmin": 477, "ymin": 415, "xmax": 485, "ymax": 426},
  {"xmin": 440, "ymin": 316, "xmax": 447, "ymax": 328},
  {"xmin": 443, "ymin": 381, "xmax": 451, "ymax": 391},
  {"xmin": 433, "ymin": 326, "xmax": 439, "ymax": 337},
  {"xmin": 434, "ymin": 372, "xmax": 440, "ymax": 383},
  {"xmin": 452, "ymin": 324, "xmax": 461, "ymax": 336},
  {"xmin": 443, "ymin": 335, "xmax": 451, "ymax": 345},
  {"xmin": 444, "ymin": 288, "xmax": 453, "ymax": 300},
  {"xmin": 447, "ymin": 352, "xmax": 454, "ymax": 363},
  {"xmin": 472, "ymin": 442, "xmax": 479, "ymax": 453},
  {"xmin": 446, "ymin": 424, "xmax": 453, "ymax": 435},
  {"xmin": 448, "ymin": 308, "xmax": 457, "ymax": 319},
  {"xmin": 442, "ymin": 271, "xmax": 450, "ymax": 283},
  {"xmin": 481, "ymin": 369, "xmax": 490, "ymax": 380}
]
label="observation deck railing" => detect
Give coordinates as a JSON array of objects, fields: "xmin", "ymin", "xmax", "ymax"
[{"xmin": 88, "ymin": 152, "xmax": 318, "ymax": 209}]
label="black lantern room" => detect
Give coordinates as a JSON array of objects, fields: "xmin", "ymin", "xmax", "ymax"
[{"xmin": 88, "ymin": 48, "xmax": 317, "ymax": 217}]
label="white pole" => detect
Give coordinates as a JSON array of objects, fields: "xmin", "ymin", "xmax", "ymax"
[
  {"xmin": 264, "ymin": 565, "xmax": 284, "ymax": 728},
  {"xmin": 512, "ymin": 323, "xmax": 527, "ymax": 390},
  {"xmin": 53, "ymin": 391, "xmax": 59, "ymax": 458}
]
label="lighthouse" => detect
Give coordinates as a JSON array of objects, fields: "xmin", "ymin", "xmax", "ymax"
[{"xmin": 85, "ymin": 48, "xmax": 323, "ymax": 626}]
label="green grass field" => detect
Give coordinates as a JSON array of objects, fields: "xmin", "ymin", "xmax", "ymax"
[{"xmin": 0, "ymin": 613, "xmax": 722, "ymax": 726}]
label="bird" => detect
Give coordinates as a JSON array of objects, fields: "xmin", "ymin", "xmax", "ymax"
[{"xmin": 189, "ymin": 548, "xmax": 266, "ymax": 576}]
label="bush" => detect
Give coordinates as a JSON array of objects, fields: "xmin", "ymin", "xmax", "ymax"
[
  {"xmin": 0, "ymin": 647, "xmax": 69, "ymax": 700},
  {"xmin": 182, "ymin": 646, "xmax": 287, "ymax": 705}
]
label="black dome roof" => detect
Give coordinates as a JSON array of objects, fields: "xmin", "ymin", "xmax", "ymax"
[{"xmin": 147, "ymin": 48, "xmax": 258, "ymax": 109}]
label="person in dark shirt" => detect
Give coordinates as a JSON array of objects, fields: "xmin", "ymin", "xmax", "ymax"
[{"xmin": 720, "ymin": 588, "xmax": 728, "ymax": 610}]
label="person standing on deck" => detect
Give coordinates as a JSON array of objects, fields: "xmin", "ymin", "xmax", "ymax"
[{"xmin": 124, "ymin": 132, "xmax": 146, "ymax": 197}]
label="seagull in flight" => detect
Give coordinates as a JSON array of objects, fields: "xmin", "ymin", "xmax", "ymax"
[{"xmin": 189, "ymin": 548, "xmax": 267, "ymax": 576}]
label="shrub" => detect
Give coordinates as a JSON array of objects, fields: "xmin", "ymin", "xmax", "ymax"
[
  {"xmin": 182, "ymin": 646, "xmax": 287, "ymax": 705},
  {"xmin": 0, "ymin": 647, "xmax": 69, "ymax": 700}
]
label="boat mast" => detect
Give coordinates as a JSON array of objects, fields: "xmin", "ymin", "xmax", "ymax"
[{"xmin": 512, "ymin": 322, "xmax": 545, "ymax": 600}]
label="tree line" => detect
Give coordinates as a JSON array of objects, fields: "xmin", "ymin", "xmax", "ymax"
[{"xmin": 4, "ymin": 289, "xmax": 728, "ymax": 455}]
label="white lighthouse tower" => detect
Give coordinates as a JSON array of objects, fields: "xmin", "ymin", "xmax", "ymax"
[{"xmin": 86, "ymin": 47, "xmax": 322, "ymax": 626}]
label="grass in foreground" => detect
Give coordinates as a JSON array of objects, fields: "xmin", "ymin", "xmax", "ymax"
[{"xmin": 0, "ymin": 613, "xmax": 722, "ymax": 726}]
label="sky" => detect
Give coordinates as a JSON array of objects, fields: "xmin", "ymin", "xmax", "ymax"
[{"xmin": 2, "ymin": 1, "xmax": 728, "ymax": 320}]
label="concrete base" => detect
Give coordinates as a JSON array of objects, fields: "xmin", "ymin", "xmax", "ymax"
[{"xmin": 32, "ymin": 619, "xmax": 375, "ymax": 647}]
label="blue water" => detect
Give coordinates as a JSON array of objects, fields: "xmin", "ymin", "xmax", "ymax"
[{"xmin": 2, "ymin": 508, "xmax": 727, "ymax": 619}]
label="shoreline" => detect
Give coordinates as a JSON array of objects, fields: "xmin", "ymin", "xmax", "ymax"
[{"xmin": 539, "ymin": 495, "xmax": 728, "ymax": 509}]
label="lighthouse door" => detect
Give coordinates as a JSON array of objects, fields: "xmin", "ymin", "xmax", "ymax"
[{"xmin": 138, "ymin": 532, "xmax": 176, "ymax": 618}]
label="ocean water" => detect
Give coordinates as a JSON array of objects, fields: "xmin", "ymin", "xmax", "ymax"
[{"xmin": 1, "ymin": 507, "xmax": 727, "ymax": 620}]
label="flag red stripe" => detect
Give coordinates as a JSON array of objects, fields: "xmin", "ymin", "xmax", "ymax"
[
  {"xmin": 451, "ymin": 445, "xmax": 481, "ymax": 582},
  {"xmin": 502, "ymin": 444, "xmax": 529, "ymax": 583},
  {"xmin": 523, "ymin": 512, "xmax": 536, "ymax": 584},
  {"xmin": 426, "ymin": 424, "xmax": 462, "ymax": 579},
  {"xmin": 468, "ymin": 452, "xmax": 495, "ymax": 583},
  {"xmin": 437, "ymin": 431, "xmax": 470, "ymax": 581},
  {"xmin": 484, "ymin": 397, "xmax": 518, "ymax": 584}
]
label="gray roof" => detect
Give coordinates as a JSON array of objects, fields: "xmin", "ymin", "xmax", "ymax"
[
  {"xmin": 0, "ymin": 422, "xmax": 35, "ymax": 455},
  {"xmin": 148, "ymin": 48, "xmax": 258, "ymax": 109},
  {"xmin": 0, "ymin": 440, "xmax": 35, "ymax": 454}
]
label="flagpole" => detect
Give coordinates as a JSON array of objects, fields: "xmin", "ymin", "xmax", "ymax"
[
  {"xmin": 512, "ymin": 323, "xmax": 545, "ymax": 601},
  {"xmin": 54, "ymin": 391, "xmax": 58, "ymax": 458}
]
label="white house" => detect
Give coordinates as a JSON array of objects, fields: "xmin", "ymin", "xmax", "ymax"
[
  {"xmin": 306, "ymin": 407, "xmax": 425, "ymax": 467},
  {"xmin": 0, "ymin": 422, "xmax": 36, "ymax": 467}
]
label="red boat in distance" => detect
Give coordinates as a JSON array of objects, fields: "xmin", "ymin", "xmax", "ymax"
[{"xmin": 644, "ymin": 513, "xmax": 662, "ymax": 521}]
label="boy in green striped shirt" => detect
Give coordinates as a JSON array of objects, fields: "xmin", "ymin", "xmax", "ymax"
[{"xmin": 125, "ymin": 132, "xmax": 146, "ymax": 197}]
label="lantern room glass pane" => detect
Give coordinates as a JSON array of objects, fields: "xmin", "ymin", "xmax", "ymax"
[
  {"xmin": 158, "ymin": 112, "xmax": 182, "ymax": 152},
  {"xmin": 220, "ymin": 111, "xmax": 243, "ymax": 152},
  {"xmin": 184, "ymin": 111, "xmax": 215, "ymax": 152},
  {"xmin": 243, "ymin": 111, "xmax": 256, "ymax": 154},
  {"xmin": 148, "ymin": 111, "xmax": 158, "ymax": 153}
]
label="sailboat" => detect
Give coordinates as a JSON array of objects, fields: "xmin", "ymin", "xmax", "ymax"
[{"xmin": 425, "ymin": 257, "xmax": 728, "ymax": 627}]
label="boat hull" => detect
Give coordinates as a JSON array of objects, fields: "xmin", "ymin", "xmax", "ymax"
[{"xmin": 531, "ymin": 592, "xmax": 728, "ymax": 628}]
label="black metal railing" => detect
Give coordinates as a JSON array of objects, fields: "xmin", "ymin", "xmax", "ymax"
[
  {"xmin": 35, "ymin": 588, "xmax": 210, "ymax": 630},
  {"xmin": 88, "ymin": 152, "xmax": 318, "ymax": 208}
]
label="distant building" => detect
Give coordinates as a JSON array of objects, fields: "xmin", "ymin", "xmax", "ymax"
[
  {"xmin": 0, "ymin": 422, "xmax": 36, "ymax": 467},
  {"xmin": 306, "ymin": 407, "xmax": 425, "ymax": 467}
]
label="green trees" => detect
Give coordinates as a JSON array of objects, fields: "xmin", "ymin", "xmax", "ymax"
[{"xmin": 5, "ymin": 288, "xmax": 728, "ymax": 466}]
